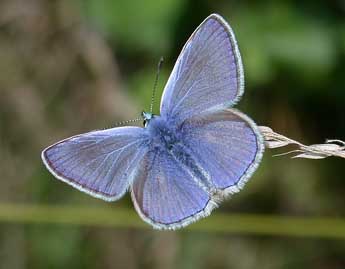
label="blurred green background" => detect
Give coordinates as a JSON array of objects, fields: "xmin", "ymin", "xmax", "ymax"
[{"xmin": 0, "ymin": 0, "xmax": 345, "ymax": 268}]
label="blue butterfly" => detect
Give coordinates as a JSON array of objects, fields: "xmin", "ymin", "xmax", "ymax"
[{"xmin": 42, "ymin": 14, "xmax": 264, "ymax": 230}]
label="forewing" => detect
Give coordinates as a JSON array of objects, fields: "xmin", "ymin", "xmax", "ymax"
[
  {"xmin": 131, "ymin": 148, "xmax": 216, "ymax": 230},
  {"xmin": 42, "ymin": 127, "xmax": 148, "ymax": 201},
  {"xmin": 180, "ymin": 109, "xmax": 264, "ymax": 197},
  {"xmin": 160, "ymin": 14, "xmax": 243, "ymax": 124}
]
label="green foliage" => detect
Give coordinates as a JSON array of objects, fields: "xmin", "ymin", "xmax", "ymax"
[
  {"xmin": 231, "ymin": 3, "xmax": 337, "ymax": 87},
  {"xmin": 82, "ymin": 0, "xmax": 184, "ymax": 54}
]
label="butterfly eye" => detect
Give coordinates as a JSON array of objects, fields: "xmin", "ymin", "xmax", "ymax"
[{"xmin": 141, "ymin": 111, "xmax": 147, "ymax": 126}]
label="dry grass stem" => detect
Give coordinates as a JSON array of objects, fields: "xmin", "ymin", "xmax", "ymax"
[{"xmin": 259, "ymin": 126, "xmax": 345, "ymax": 159}]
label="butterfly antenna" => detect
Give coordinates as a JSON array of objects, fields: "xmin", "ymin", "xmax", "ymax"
[
  {"xmin": 113, "ymin": 117, "xmax": 142, "ymax": 127},
  {"xmin": 150, "ymin": 57, "xmax": 164, "ymax": 113}
]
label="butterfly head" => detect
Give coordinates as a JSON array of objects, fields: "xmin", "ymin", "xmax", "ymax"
[{"xmin": 141, "ymin": 111, "xmax": 154, "ymax": 127}]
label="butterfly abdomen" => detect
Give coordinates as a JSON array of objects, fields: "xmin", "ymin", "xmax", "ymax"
[{"xmin": 145, "ymin": 115, "xmax": 212, "ymax": 190}]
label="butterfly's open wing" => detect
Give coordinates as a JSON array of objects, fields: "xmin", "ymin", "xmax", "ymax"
[
  {"xmin": 160, "ymin": 14, "xmax": 243, "ymax": 124},
  {"xmin": 131, "ymin": 147, "xmax": 216, "ymax": 230},
  {"xmin": 42, "ymin": 127, "xmax": 148, "ymax": 201},
  {"xmin": 180, "ymin": 109, "xmax": 264, "ymax": 198}
]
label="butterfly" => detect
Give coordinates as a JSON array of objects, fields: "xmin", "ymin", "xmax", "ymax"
[{"xmin": 41, "ymin": 14, "xmax": 264, "ymax": 230}]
